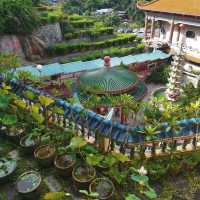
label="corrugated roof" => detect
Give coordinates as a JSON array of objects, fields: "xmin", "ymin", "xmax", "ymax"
[
  {"xmin": 16, "ymin": 50, "xmax": 170, "ymax": 77},
  {"xmin": 138, "ymin": 0, "xmax": 200, "ymax": 17}
]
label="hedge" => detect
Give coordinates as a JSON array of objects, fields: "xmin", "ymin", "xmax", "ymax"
[
  {"xmin": 64, "ymin": 27, "xmax": 114, "ymax": 40},
  {"xmin": 70, "ymin": 19, "xmax": 95, "ymax": 28},
  {"xmin": 39, "ymin": 12, "xmax": 63, "ymax": 24},
  {"xmin": 60, "ymin": 43, "xmax": 145, "ymax": 64},
  {"xmin": 46, "ymin": 34, "xmax": 140, "ymax": 56}
]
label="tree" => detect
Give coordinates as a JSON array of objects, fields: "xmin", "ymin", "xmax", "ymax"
[{"xmin": 0, "ymin": 0, "xmax": 38, "ymax": 35}]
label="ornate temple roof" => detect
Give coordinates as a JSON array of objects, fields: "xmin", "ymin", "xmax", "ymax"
[
  {"xmin": 138, "ymin": 0, "xmax": 200, "ymax": 17},
  {"xmin": 79, "ymin": 67, "xmax": 139, "ymax": 95}
]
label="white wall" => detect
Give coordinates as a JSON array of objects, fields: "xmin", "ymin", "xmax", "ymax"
[{"xmin": 153, "ymin": 21, "xmax": 200, "ymax": 53}]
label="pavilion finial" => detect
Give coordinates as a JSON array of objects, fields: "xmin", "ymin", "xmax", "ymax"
[{"xmin": 104, "ymin": 56, "xmax": 111, "ymax": 67}]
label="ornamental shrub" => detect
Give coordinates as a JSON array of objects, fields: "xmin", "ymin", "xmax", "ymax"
[{"xmin": 146, "ymin": 64, "xmax": 170, "ymax": 84}]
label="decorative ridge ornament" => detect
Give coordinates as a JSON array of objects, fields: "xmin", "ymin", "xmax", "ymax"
[{"xmin": 104, "ymin": 56, "xmax": 111, "ymax": 68}]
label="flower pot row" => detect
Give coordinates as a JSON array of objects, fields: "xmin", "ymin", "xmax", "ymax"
[
  {"xmin": 1, "ymin": 130, "xmax": 115, "ymax": 199},
  {"xmin": 33, "ymin": 145, "xmax": 115, "ymax": 200}
]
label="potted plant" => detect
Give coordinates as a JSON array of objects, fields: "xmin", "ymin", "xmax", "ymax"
[
  {"xmin": 16, "ymin": 171, "xmax": 41, "ymax": 199},
  {"xmin": 20, "ymin": 127, "xmax": 42, "ymax": 154},
  {"xmin": 86, "ymin": 153, "xmax": 117, "ymax": 172},
  {"xmin": 20, "ymin": 135, "xmax": 38, "ymax": 154},
  {"xmin": 72, "ymin": 164, "xmax": 96, "ymax": 190},
  {"xmin": 6, "ymin": 125, "xmax": 25, "ymax": 143},
  {"xmin": 0, "ymin": 156, "xmax": 17, "ymax": 183},
  {"xmin": 54, "ymin": 154, "xmax": 76, "ymax": 176},
  {"xmin": 34, "ymin": 144, "xmax": 55, "ymax": 167},
  {"xmin": 89, "ymin": 178, "xmax": 115, "ymax": 200}
]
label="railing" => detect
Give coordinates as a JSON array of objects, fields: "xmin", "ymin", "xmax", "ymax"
[{"xmin": 9, "ymin": 80, "xmax": 200, "ymax": 159}]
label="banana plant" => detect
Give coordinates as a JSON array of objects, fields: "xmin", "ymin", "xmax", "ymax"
[{"xmin": 38, "ymin": 95, "xmax": 54, "ymax": 127}]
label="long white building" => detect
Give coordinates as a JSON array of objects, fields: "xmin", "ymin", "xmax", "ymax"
[{"xmin": 138, "ymin": 0, "xmax": 200, "ymax": 87}]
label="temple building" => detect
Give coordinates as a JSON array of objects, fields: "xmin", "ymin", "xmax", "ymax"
[{"xmin": 138, "ymin": 0, "xmax": 200, "ymax": 87}]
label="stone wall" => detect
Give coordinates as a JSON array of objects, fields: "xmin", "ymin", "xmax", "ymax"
[
  {"xmin": 0, "ymin": 23, "xmax": 63, "ymax": 60},
  {"xmin": 0, "ymin": 35, "xmax": 25, "ymax": 58},
  {"xmin": 34, "ymin": 23, "xmax": 63, "ymax": 47}
]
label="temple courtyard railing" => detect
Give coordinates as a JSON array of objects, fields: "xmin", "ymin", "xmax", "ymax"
[{"xmin": 9, "ymin": 80, "xmax": 200, "ymax": 159}]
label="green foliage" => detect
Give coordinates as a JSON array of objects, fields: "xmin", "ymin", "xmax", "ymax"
[
  {"xmin": 68, "ymin": 136, "xmax": 87, "ymax": 150},
  {"xmin": 43, "ymin": 192, "xmax": 72, "ymax": 200},
  {"xmin": 46, "ymin": 34, "xmax": 139, "ymax": 56},
  {"xmin": 125, "ymin": 194, "xmax": 141, "ymax": 200},
  {"xmin": 79, "ymin": 190, "xmax": 99, "ymax": 199},
  {"xmin": 60, "ymin": 43, "xmax": 145, "ymax": 63},
  {"xmin": 146, "ymin": 64, "xmax": 170, "ymax": 84},
  {"xmin": 182, "ymin": 83, "xmax": 200, "ymax": 104},
  {"xmin": 64, "ymin": 27, "xmax": 114, "ymax": 40},
  {"xmin": 0, "ymin": 0, "xmax": 38, "ymax": 34},
  {"xmin": 0, "ymin": 53, "xmax": 20, "ymax": 73}
]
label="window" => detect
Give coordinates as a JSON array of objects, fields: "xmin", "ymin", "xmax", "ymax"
[{"xmin": 186, "ymin": 30, "xmax": 195, "ymax": 38}]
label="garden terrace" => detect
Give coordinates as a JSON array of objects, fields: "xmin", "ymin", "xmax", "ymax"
[
  {"xmin": 9, "ymin": 80, "xmax": 200, "ymax": 159},
  {"xmin": 46, "ymin": 34, "xmax": 141, "ymax": 56}
]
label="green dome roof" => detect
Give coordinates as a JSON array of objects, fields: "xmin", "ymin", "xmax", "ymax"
[{"xmin": 79, "ymin": 67, "xmax": 138, "ymax": 94}]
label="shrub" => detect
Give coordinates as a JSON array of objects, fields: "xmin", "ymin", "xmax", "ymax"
[
  {"xmin": 59, "ymin": 43, "xmax": 145, "ymax": 64},
  {"xmin": 70, "ymin": 19, "xmax": 95, "ymax": 28},
  {"xmin": 146, "ymin": 64, "xmax": 170, "ymax": 84},
  {"xmin": 47, "ymin": 34, "xmax": 138, "ymax": 56}
]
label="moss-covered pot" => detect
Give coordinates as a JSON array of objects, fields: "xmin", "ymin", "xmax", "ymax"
[
  {"xmin": 20, "ymin": 136, "xmax": 37, "ymax": 154},
  {"xmin": 54, "ymin": 154, "xmax": 76, "ymax": 176},
  {"xmin": 16, "ymin": 171, "xmax": 41, "ymax": 199},
  {"xmin": 34, "ymin": 145, "xmax": 55, "ymax": 167},
  {"xmin": 72, "ymin": 164, "xmax": 96, "ymax": 190},
  {"xmin": 89, "ymin": 178, "xmax": 115, "ymax": 200},
  {"xmin": 0, "ymin": 157, "xmax": 17, "ymax": 183}
]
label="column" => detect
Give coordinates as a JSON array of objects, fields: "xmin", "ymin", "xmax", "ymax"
[
  {"xmin": 150, "ymin": 17, "xmax": 155, "ymax": 40},
  {"xmin": 144, "ymin": 15, "xmax": 148, "ymax": 41},
  {"xmin": 168, "ymin": 16, "xmax": 175, "ymax": 44},
  {"xmin": 176, "ymin": 25, "xmax": 181, "ymax": 43}
]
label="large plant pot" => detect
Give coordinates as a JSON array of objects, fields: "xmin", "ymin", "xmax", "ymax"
[
  {"xmin": 16, "ymin": 171, "xmax": 41, "ymax": 199},
  {"xmin": 54, "ymin": 154, "xmax": 76, "ymax": 176},
  {"xmin": 6, "ymin": 127, "xmax": 25, "ymax": 144},
  {"xmin": 20, "ymin": 136, "xmax": 37, "ymax": 154},
  {"xmin": 72, "ymin": 164, "xmax": 96, "ymax": 190},
  {"xmin": 0, "ymin": 157, "xmax": 17, "ymax": 184},
  {"xmin": 89, "ymin": 178, "xmax": 115, "ymax": 200},
  {"xmin": 34, "ymin": 145, "xmax": 55, "ymax": 167}
]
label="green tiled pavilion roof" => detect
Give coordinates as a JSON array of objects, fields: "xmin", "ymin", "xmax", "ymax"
[{"xmin": 79, "ymin": 67, "xmax": 138, "ymax": 94}]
